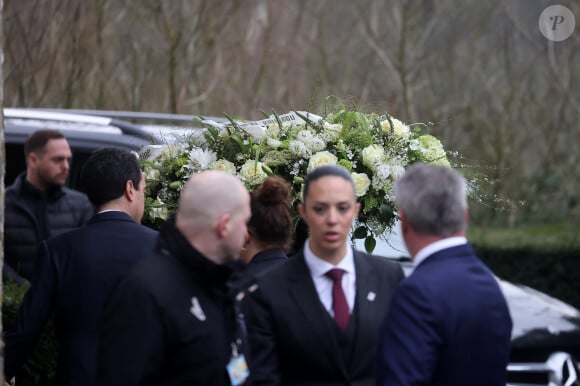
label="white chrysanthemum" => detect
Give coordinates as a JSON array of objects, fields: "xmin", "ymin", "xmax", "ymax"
[
  {"xmin": 184, "ymin": 147, "xmax": 217, "ymax": 171},
  {"xmin": 381, "ymin": 117, "xmax": 410, "ymax": 140},
  {"xmin": 375, "ymin": 164, "xmax": 392, "ymax": 180},
  {"xmin": 351, "ymin": 172, "xmax": 371, "ymax": 197},
  {"xmin": 239, "ymin": 160, "xmax": 268, "ymax": 185},
  {"xmin": 307, "ymin": 151, "xmax": 338, "ymax": 172},
  {"xmin": 304, "ymin": 136, "xmax": 326, "ymax": 153},
  {"xmin": 361, "ymin": 144, "xmax": 385, "ymax": 168},
  {"xmin": 209, "ymin": 159, "xmax": 236, "ymax": 175},
  {"xmin": 296, "ymin": 130, "xmax": 314, "ymax": 143},
  {"xmin": 289, "ymin": 140, "xmax": 311, "ymax": 158}
]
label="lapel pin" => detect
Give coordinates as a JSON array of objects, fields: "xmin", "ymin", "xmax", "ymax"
[
  {"xmin": 367, "ymin": 292, "xmax": 376, "ymax": 301},
  {"xmin": 190, "ymin": 297, "xmax": 207, "ymax": 321}
]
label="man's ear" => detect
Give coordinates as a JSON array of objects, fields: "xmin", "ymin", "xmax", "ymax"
[
  {"xmin": 27, "ymin": 152, "xmax": 39, "ymax": 167},
  {"xmin": 124, "ymin": 180, "xmax": 135, "ymax": 201},
  {"xmin": 215, "ymin": 213, "xmax": 231, "ymax": 239},
  {"xmin": 398, "ymin": 209, "xmax": 408, "ymax": 232}
]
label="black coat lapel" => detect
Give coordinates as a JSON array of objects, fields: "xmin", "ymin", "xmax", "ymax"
[
  {"xmin": 350, "ymin": 250, "xmax": 382, "ymax": 369},
  {"xmin": 286, "ymin": 254, "xmax": 349, "ymax": 376}
]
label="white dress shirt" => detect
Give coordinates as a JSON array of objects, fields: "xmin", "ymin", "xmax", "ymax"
[
  {"xmin": 412, "ymin": 236, "xmax": 468, "ymax": 271},
  {"xmin": 303, "ymin": 239, "xmax": 356, "ymax": 315}
]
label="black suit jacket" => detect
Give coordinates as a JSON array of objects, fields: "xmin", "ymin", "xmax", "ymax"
[
  {"xmin": 246, "ymin": 248, "xmax": 404, "ymax": 386},
  {"xmin": 4, "ymin": 211, "xmax": 158, "ymax": 386}
]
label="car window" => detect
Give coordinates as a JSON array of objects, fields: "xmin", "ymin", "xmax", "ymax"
[{"xmin": 4, "ymin": 112, "xmax": 154, "ymax": 190}]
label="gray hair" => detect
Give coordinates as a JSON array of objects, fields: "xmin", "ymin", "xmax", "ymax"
[{"xmin": 394, "ymin": 164, "xmax": 467, "ymax": 236}]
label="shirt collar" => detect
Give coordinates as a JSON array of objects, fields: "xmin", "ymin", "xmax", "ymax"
[
  {"xmin": 413, "ymin": 236, "xmax": 468, "ymax": 268},
  {"xmin": 303, "ymin": 239, "xmax": 355, "ymax": 277}
]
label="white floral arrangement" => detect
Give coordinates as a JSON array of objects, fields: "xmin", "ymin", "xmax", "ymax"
[{"xmin": 140, "ymin": 108, "xmax": 450, "ymax": 251}]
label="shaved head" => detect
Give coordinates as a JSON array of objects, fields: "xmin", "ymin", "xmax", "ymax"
[
  {"xmin": 177, "ymin": 171, "xmax": 248, "ymax": 226},
  {"xmin": 175, "ymin": 170, "xmax": 251, "ymax": 264}
]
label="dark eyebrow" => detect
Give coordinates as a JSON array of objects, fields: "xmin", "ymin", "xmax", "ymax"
[{"xmin": 310, "ymin": 200, "xmax": 352, "ymax": 206}]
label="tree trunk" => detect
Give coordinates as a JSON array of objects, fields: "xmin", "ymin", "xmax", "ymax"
[{"xmin": 1, "ymin": 0, "xmax": 6, "ymax": 381}]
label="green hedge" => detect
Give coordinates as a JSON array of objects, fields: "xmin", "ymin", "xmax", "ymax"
[
  {"xmin": 2, "ymin": 281, "xmax": 58, "ymax": 386},
  {"xmin": 468, "ymin": 223, "xmax": 580, "ymax": 309},
  {"xmin": 473, "ymin": 246, "xmax": 580, "ymax": 309}
]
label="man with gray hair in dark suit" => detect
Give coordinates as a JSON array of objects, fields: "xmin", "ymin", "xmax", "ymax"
[{"xmin": 376, "ymin": 164, "xmax": 512, "ymax": 386}]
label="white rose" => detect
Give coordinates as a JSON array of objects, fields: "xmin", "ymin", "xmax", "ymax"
[
  {"xmin": 266, "ymin": 138, "xmax": 282, "ymax": 148},
  {"xmin": 307, "ymin": 151, "xmax": 338, "ymax": 172},
  {"xmin": 149, "ymin": 198, "xmax": 169, "ymax": 221},
  {"xmin": 209, "ymin": 159, "xmax": 236, "ymax": 175},
  {"xmin": 361, "ymin": 144, "xmax": 385, "ymax": 168},
  {"xmin": 351, "ymin": 172, "xmax": 371, "ymax": 197},
  {"xmin": 266, "ymin": 121, "xmax": 292, "ymax": 137},
  {"xmin": 240, "ymin": 160, "xmax": 268, "ymax": 185},
  {"xmin": 242, "ymin": 124, "xmax": 266, "ymax": 141},
  {"xmin": 144, "ymin": 167, "xmax": 160, "ymax": 181},
  {"xmin": 381, "ymin": 117, "xmax": 410, "ymax": 140},
  {"xmin": 323, "ymin": 122, "xmax": 343, "ymax": 140}
]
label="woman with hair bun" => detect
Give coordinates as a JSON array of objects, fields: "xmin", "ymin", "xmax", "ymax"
[{"xmin": 240, "ymin": 176, "xmax": 292, "ymax": 277}]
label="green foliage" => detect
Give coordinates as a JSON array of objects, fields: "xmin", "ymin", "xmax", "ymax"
[
  {"xmin": 468, "ymin": 223, "xmax": 580, "ymax": 251},
  {"xmin": 2, "ymin": 281, "xmax": 58, "ymax": 386},
  {"xmin": 469, "ymin": 224, "xmax": 580, "ymax": 309}
]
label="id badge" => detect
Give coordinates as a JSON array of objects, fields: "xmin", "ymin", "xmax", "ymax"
[{"xmin": 226, "ymin": 354, "xmax": 249, "ymax": 385}]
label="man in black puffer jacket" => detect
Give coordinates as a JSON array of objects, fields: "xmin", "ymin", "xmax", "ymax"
[{"xmin": 4, "ymin": 129, "xmax": 93, "ymax": 283}]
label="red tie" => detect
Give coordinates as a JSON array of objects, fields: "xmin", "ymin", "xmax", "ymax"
[{"xmin": 325, "ymin": 268, "xmax": 349, "ymax": 332}]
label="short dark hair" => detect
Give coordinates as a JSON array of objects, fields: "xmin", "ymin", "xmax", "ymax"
[
  {"xmin": 79, "ymin": 148, "xmax": 142, "ymax": 208},
  {"xmin": 249, "ymin": 176, "xmax": 293, "ymax": 250},
  {"xmin": 24, "ymin": 130, "xmax": 66, "ymax": 156},
  {"xmin": 302, "ymin": 164, "xmax": 355, "ymax": 203}
]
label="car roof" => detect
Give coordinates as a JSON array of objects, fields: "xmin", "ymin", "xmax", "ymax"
[
  {"xmin": 3, "ymin": 108, "xmax": 160, "ymax": 188},
  {"xmin": 4, "ymin": 108, "xmax": 158, "ymax": 150},
  {"xmin": 17, "ymin": 108, "xmax": 226, "ymax": 145}
]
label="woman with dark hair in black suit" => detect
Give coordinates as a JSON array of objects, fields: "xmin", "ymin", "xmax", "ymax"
[{"xmin": 240, "ymin": 175, "xmax": 292, "ymax": 277}]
